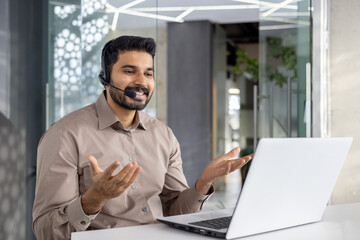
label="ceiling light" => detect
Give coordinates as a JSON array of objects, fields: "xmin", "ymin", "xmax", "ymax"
[
  {"xmin": 111, "ymin": 12, "xmax": 119, "ymax": 31},
  {"xmin": 117, "ymin": 9, "xmax": 184, "ymax": 23},
  {"xmin": 261, "ymin": 16, "xmax": 310, "ymax": 25},
  {"xmin": 105, "ymin": 3, "xmax": 261, "ymax": 29},
  {"xmin": 259, "ymin": 24, "xmax": 297, "ymax": 30},
  {"xmin": 229, "ymin": 88, "xmax": 241, "ymax": 94},
  {"xmin": 119, "ymin": 0, "xmax": 145, "ymax": 10},
  {"xmin": 270, "ymin": 12, "xmax": 310, "ymax": 17},
  {"xmin": 131, "ymin": 5, "xmax": 259, "ymax": 12},
  {"xmin": 175, "ymin": 7, "xmax": 195, "ymax": 21},
  {"xmin": 232, "ymin": 0, "xmax": 297, "ymax": 10},
  {"xmin": 262, "ymin": 0, "xmax": 296, "ymax": 17}
]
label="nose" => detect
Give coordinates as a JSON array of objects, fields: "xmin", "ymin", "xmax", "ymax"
[{"xmin": 134, "ymin": 72, "xmax": 151, "ymax": 87}]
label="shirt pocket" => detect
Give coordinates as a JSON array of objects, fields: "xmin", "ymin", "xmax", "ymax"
[
  {"xmin": 81, "ymin": 165, "xmax": 93, "ymax": 192},
  {"xmin": 79, "ymin": 152, "xmax": 103, "ymax": 192},
  {"xmin": 79, "ymin": 152, "xmax": 120, "ymax": 192}
]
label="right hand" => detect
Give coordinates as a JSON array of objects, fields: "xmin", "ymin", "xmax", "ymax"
[{"xmin": 81, "ymin": 155, "xmax": 141, "ymax": 215}]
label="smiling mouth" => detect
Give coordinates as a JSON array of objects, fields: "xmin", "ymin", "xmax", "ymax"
[
  {"xmin": 135, "ymin": 91, "xmax": 145, "ymax": 96},
  {"xmin": 127, "ymin": 87, "xmax": 149, "ymax": 97}
]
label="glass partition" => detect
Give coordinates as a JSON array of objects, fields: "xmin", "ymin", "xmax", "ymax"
[{"xmin": 257, "ymin": 0, "xmax": 312, "ymax": 141}]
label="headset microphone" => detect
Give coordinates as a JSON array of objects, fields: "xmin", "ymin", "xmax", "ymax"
[
  {"xmin": 99, "ymin": 77, "xmax": 137, "ymax": 99},
  {"xmin": 108, "ymin": 83, "xmax": 137, "ymax": 99}
]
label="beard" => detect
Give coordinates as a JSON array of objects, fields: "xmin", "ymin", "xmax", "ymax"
[{"xmin": 109, "ymin": 83, "xmax": 152, "ymax": 111}]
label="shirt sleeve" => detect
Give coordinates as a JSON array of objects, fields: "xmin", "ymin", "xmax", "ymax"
[
  {"xmin": 159, "ymin": 128, "xmax": 214, "ymax": 216},
  {"xmin": 32, "ymin": 126, "xmax": 98, "ymax": 240}
]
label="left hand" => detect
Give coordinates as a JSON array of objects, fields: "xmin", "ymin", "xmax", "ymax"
[{"xmin": 196, "ymin": 147, "xmax": 253, "ymax": 194}]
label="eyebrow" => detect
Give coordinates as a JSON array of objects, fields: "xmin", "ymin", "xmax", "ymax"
[{"xmin": 121, "ymin": 64, "xmax": 154, "ymax": 71}]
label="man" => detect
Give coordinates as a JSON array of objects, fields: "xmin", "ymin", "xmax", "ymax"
[{"xmin": 32, "ymin": 35, "xmax": 252, "ymax": 240}]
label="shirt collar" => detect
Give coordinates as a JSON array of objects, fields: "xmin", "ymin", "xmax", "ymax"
[
  {"xmin": 137, "ymin": 111, "xmax": 147, "ymax": 131},
  {"xmin": 95, "ymin": 91, "xmax": 147, "ymax": 131}
]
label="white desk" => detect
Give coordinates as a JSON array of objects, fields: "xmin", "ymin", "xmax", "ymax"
[{"xmin": 72, "ymin": 202, "xmax": 360, "ymax": 240}]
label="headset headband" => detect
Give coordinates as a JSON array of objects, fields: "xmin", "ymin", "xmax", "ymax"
[{"xmin": 98, "ymin": 40, "xmax": 114, "ymax": 85}]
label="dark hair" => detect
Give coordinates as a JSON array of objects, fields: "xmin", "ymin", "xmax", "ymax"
[{"xmin": 98, "ymin": 35, "xmax": 156, "ymax": 84}]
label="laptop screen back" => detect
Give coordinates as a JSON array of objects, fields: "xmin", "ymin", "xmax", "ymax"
[{"xmin": 226, "ymin": 137, "xmax": 352, "ymax": 239}]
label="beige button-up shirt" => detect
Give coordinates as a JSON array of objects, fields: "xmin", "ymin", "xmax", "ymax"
[{"xmin": 33, "ymin": 92, "xmax": 212, "ymax": 240}]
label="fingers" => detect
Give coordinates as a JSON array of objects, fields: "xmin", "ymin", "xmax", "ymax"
[
  {"xmin": 220, "ymin": 147, "xmax": 241, "ymax": 161},
  {"xmin": 128, "ymin": 165, "xmax": 141, "ymax": 184},
  {"xmin": 101, "ymin": 161, "xmax": 120, "ymax": 178},
  {"xmin": 88, "ymin": 155, "xmax": 103, "ymax": 175},
  {"xmin": 87, "ymin": 157, "xmax": 141, "ymax": 201},
  {"xmin": 229, "ymin": 154, "xmax": 253, "ymax": 172},
  {"xmin": 226, "ymin": 162, "xmax": 232, "ymax": 175},
  {"xmin": 112, "ymin": 162, "xmax": 140, "ymax": 185},
  {"xmin": 115, "ymin": 165, "xmax": 141, "ymax": 193}
]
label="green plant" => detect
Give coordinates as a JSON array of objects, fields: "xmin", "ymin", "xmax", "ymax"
[
  {"xmin": 266, "ymin": 37, "xmax": 297, "ymax": 88},
  {"xmin": 232, "ymin": 51, "xmax": 259, "ymax": 84},
  {"xmin": 232, "ymin": 36, "xmax": 297, "ymax": 88}
]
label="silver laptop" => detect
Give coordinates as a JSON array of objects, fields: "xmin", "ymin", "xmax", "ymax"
[{"xmin": 157, "ymin": 137, "xmax": 353, "ymax": 239}]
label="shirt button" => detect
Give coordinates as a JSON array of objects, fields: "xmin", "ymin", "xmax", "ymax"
[
  {"xmin": 131, "ymin": 185, "xmax": 136, "ymax": 190},
  {"xmin": 142, "ymin": 207, "xmax": 147, "ymax": 212},
  {"xmin": 123, "ymin": 130, "xmax": 127, "ymax": 135},
  {"xmin": 80, "ymin": 220, "xmax": 86, "ymax": 225},
  {"xmin": 129, "ymin": 157, "xmax": 133, "ymax": 162}
]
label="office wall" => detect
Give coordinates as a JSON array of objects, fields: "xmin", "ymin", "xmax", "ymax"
[
  {"xmin": 330, "ymin": 0, "xmax": 360, "ymax": 204},
  {"xmin": 0, "ymin": 113, "xmax": 27, "ymax": 240},
  {"xmin": 0, "ymin": 0, "xmax": 46, "ymax": 239},
  {"xmin": 0, "ymin": 0, "xmax": 10, "ymax": 118},
  {"xmin": 0, "ymin": 0, "xmax": 28, "ymax": 239}
]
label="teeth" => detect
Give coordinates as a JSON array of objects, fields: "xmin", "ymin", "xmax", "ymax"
[{"xmin": 135, "ymin": 91, "xmax": 144, "ymax": 96}]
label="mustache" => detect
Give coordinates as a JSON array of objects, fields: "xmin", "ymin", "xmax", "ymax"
[{"xmin": 125, "ymin": 86, "xmax": 149, "ymax": 95}]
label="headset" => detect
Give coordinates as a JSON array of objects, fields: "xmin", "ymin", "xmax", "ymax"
[
  {"xmin": 98, "ymin": 40, "xmax": 136, "ymax": 99},
  {"xmin": 98, "ymin": 40, "xmax": 113, "ymax": 86}
]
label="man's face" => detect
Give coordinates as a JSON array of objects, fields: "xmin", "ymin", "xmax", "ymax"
[{"xmin": 108, "ymin": 51, "xmax": 155, "ymax": 111}]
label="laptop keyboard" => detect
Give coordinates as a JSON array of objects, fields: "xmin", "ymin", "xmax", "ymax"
[{"xmin": 189, "ymin": 216, "xmax": 232, "ymax": 230}]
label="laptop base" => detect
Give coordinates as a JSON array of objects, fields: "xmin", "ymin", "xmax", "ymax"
[{"xmin": 158, "ymin": 218, "xmax": 226, "ymax": 239}]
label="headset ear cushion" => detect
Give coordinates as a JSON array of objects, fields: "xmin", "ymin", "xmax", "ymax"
[
  {"xmin": 100, "ymin": 40, "xmax": 113, "ymax": 85},
  {"xmin": 98, "ymin": 70, "xmax": 107, "ymax": 85}
]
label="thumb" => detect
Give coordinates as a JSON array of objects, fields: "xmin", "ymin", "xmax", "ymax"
[{"xmin": 88, "ymin": 155, "xmax": 103, "ymax": 176}]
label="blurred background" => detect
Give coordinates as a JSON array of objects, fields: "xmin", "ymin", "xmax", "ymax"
[{"xmin": 0, "ymin": 0, "xmax": 359, "ymax": 239}]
